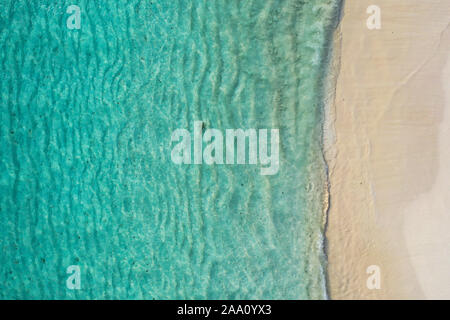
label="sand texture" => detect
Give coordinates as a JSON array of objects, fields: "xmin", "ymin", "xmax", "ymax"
[{"xmin": 327, "ymin": 0, "xmax": 450, "ymax": 299}]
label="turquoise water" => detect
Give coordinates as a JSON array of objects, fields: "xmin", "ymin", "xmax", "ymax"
[{"xmin": 0, "ymin": 0, "xmax": 341, "ymax": 299}]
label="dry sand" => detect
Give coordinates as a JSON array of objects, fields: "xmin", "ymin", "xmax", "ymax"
[{"xmin": 326, "ymin": 0, "xmax": 450, "ymax": 299}]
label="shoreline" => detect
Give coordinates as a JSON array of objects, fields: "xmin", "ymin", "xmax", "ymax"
[
  {"xmin": 321, "ymin": 10, "xmax": 343, "ymax": 300},
  {"xmin": 325, "ymin": 0, "xmax": 450, "ymax": 299}
]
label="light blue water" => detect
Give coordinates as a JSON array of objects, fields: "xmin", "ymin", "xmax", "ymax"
[{"xmin": 0, "ymin": 0, "xmax": 342, "ymax": 299}]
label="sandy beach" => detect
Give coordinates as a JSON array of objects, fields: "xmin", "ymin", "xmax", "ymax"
[{"xmin": 326, "ymin": 0, "xmax": 450, "ymax": 299}]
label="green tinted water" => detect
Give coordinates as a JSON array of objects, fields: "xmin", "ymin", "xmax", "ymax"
[{"xmin": 0, "ymin": 0, "xmax": 342, "ymax": 299}]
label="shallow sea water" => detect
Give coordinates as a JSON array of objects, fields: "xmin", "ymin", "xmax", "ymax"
[{"xmin": 0, "ymin": 0, "xmax": 342, "ymax": 299}]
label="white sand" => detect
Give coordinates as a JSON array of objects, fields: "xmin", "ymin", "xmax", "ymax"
[
  {"xmin": 326, "ymin": 0, "xmax": 450, "ymax": 299},
  {"xmin": 402, "ymin": 54, "xmax": 450, "ymax": 300}
]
